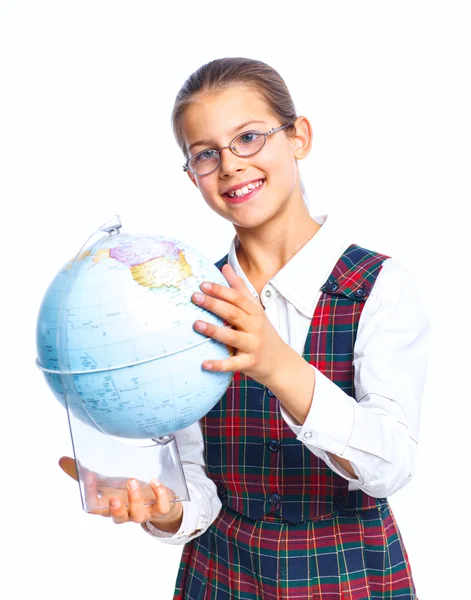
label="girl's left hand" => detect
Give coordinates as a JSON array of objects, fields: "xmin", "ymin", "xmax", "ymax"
[{"xmin": 191, "ymin": 263, "xmax": 288, "ymax": 386}]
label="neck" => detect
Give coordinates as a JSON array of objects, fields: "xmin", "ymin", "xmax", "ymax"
[{"xmin": 234, "ymin": 204, "xmax": 322, "ymax": 288}]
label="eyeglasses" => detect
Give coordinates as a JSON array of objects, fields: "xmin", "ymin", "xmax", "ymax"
[{"xmin": 183, "ymin": 123, "xmax": 294, "ymax": 176}]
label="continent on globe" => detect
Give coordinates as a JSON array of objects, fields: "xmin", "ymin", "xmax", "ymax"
[{"xmin": 129, "ymin": 251, "xmax": 193, "ymax": 291}]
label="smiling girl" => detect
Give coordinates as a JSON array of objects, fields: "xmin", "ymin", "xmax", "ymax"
[{"xmin": 75, "ymin": 57, "xmax": 431, "ymax": 599}]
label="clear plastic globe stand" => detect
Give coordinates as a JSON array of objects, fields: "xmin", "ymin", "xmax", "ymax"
[{"xmin": 52, "ymin": 216, "xmax": 190, "ymax": 512}]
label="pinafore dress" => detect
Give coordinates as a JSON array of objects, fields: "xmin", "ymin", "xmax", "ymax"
[{"xmin": 172, "ymin": 244, "xmax": 417, "ymax": 600}]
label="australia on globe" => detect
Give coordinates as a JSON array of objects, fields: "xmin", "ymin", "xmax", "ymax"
[{"xmin": 36, "ymin": 219, "xmax": 233, "ymax": 441}]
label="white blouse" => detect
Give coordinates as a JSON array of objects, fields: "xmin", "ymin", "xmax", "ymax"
[{"xmin": 143, "ymin": 213, "xmax": 432, "ymax": 545}]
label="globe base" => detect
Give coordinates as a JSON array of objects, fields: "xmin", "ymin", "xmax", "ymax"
[{"xmin": 67, "ymin": 412, "xmax": 189, "ymax": 513}]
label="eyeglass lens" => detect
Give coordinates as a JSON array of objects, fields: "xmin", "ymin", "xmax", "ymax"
[{"xmin": 189, "ymin": 131, "xmax": 266, "ymax": 175}]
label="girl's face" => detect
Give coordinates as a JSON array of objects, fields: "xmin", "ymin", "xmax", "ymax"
[{"xmin": 180, "ymin": 86, "xmax": 311, "ymax": 231}]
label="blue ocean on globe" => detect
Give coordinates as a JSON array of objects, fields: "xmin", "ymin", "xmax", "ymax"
[{"xmin": 36, "ymin": 226, "xmax": 233, "ymax": 440}]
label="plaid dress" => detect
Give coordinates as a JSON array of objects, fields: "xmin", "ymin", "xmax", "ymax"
[{"xmin": 173, "ymin": 244, "xmax": 417, "ymax": 599}]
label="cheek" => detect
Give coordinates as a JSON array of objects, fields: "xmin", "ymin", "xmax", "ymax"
[
  {"xmin": 196, "ymin": 179, "xmax": 225, "ymax": 211},
  {"xmin": 264, "ymin": 151, "xmax": 297, "ymax": 186},
  {"xmin": 262, "ymin": 142, "xmax": 293, "ymax": 169},
  {"xmin": 194, "ymin": 175, "xmax": 215, "ymax": 196}
]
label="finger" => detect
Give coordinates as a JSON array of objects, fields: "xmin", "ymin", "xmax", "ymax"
[
  {"xmin": 59, "ymin": 457, "xmax": 101, "ymax": 510},
  {"xmin": 90, "ymin": 480, "xmax": 128, "ymax": 518},
  {"xmin": 59, "ymin": 456, "xmax": 78, "ymax": 481},
  {"xmin": 148, "ymin": 479, "xmax": 172, "ymax": 520},
  {"xmin": 201, "ymin": 354, "xmax": 252, "ymax": 373},
  {"xmin": 221, "ymin": 263, "xmax": 257, "ymax": 302},
  {"xmin": 194, "ymin": 320, "xmax": 250, "ymax": 352},
  {"xmin": 108, "ymin": 496, "xmax": 129, "ymax": 524},
  {"xmin": 192, "ymin": 291, "xmax": 251, "ymax": 329},
  {"xmin": 201, "ymin": 276, "xmax": 258, "ymax": 312},
  {"xmin": 198, "ymin": 279, "xmax": 258, "ymax": 316},
  {"xmin": 126, "ymin": 479, "xmax": 150, "ymax": 523}
]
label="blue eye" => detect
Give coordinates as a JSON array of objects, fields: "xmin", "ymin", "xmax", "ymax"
[
  {"xmin": 239, "ymin": 131, "xmax": 262, "ymax": 145},
  {"xmin": 193, "ymin": 149, "xmax": 218, "ymax": 163}
]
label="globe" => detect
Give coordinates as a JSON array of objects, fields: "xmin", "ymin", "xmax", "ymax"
[{"xmin": 36, "ymin": 219, "xmax": 233, "ymax": 440}]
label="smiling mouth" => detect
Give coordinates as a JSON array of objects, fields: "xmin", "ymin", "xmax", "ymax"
[{"xmin": 223, "ymin": 179, "xmax": 265, "ymax": 199}]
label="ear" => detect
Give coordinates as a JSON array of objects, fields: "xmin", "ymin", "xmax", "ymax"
[
  {"xmin": 292, "ymin": 116, "xmax": 313, "ymax": 161},
  {"xmin": 187, "ymin": 170, "xmax": 199, "ymax": 189}
]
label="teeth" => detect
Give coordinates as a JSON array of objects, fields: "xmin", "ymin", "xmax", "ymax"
[{"xmin": 227, "ymin": 180, "xmax": 263, "ymax": 198}]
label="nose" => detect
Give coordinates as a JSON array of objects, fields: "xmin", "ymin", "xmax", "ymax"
[{"xmin": 219, "ymin": 146, "xmax": 246, "ymax": 177}]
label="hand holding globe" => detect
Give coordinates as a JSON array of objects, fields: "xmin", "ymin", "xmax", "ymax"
[
  {"xmin": 59, "ymin": 456, "xmax": 183, "ymax": 531},
  {"xmin": 190, "ymin": 262, "xmax": 289, "ymax": 387}
]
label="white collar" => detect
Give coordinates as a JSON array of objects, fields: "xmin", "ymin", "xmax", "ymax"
[{"xmin": 227, "ymin": 214, "xmax": 350, "ymax": 317}]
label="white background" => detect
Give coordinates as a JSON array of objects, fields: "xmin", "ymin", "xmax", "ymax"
[{"xmin": 1, "ymin": 1, "xmax": 470, "ymax": 598}]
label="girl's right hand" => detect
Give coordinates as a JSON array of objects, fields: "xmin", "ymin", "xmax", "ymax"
[{"xmin": 59, "ymin": 456, "xmax": 183, "ymax": 529}]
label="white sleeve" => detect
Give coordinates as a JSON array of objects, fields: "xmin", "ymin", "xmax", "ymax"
[
  {"xmin": 280, "ymin": 258, "xmax": 432, "ymax": 498},
  {"xmin": 141, "ymin": 420, "xmax": 222, "ymax": 545}
]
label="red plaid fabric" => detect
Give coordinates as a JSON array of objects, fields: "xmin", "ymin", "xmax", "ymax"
[
  {"xmin": 172, "ymin": 244, "xmax": 417, "ymax": 599},
  {"xmin": 203, "ymin": 243, "xmax": 388, "ymax": 522}
]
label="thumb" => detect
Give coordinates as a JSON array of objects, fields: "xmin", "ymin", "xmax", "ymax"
[{"xmin": 59, "ymin": 456, "xmax": 78, "ymax": 481}]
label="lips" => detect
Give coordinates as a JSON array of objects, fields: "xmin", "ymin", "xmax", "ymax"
[
  {"xmin": 222, "ymin": 178, "xmax": 264, "ymax": 195},
  {"xmin": 222, "ymin": 179, "xmax": 265, "ymax": 204}
]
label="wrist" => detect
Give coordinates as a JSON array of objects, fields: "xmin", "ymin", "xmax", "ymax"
[
  {"xmin": 264, "ymin": 342, "xmax": 298, "ymax": 391},
  {"xmin": 264, "ymin": 348, "xmax": 316, "ymax": 425},
  {"xmin": 148, "ymin": 500, "xmax": 183, "ymax": 533}
]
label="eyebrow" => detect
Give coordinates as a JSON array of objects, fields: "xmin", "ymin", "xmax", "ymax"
[{"xmin": 187, "ymin": 120, "xmax": 268, "ymax": 153}]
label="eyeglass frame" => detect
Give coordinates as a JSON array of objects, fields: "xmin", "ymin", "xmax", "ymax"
[{"xmin": 182, "ymin": 123, "xmax": 294, "ymax": 176}]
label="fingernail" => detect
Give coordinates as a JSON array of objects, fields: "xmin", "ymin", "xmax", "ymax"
[
  {"xmin": 195, "ymin": 321, "xmax": 207, "ymax": 332},
  {"xmin": 110, "ymin": 498, "xmax": 121, "ymax": 509},
  {"xmin": 151, "ymin": 478, "xmax": 161, "ymax": 487},
  {"xmin": 129, "ymin": 479, "xmax": 139, "ymax": 491},
  {"xmin": 201, "ymin": 282, "xmax": 212, "ymax": 291},
  {"xmin": 193, "ymin": 292, "xmax": 204, "ymax": 303}
]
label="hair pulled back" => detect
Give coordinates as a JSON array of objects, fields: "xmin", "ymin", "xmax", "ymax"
[{"xmin": 171, "ymin": 57, "xmax": 298, "ymax": 157}]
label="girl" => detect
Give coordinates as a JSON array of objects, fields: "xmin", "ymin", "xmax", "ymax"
[{"xmin": 62, "ymin": 57, "xmax": 431, "ymax": 599}]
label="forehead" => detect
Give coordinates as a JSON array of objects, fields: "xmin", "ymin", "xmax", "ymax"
[{"xmin": 181, "ymin": 86, "xmax": 274, "ymax": 146}]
